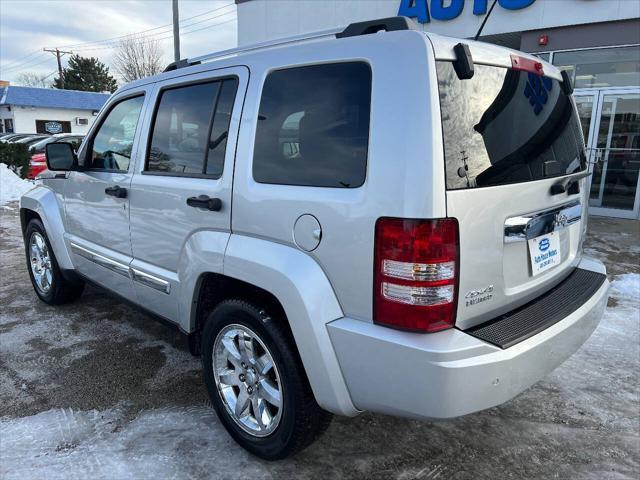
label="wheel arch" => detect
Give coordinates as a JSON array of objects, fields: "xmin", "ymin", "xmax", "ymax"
[
  {"xmin": 188, "ymin": 234, "xmax": 359, "ymax": 417},
  {"xmin": 19, "ymin": 186, "xmax": 73, "ymax": 270}
]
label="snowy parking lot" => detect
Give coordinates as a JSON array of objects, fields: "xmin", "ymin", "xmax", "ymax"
[{"xmin": 1, "ymin": 182, "xmax": 639, "ymax": 478}]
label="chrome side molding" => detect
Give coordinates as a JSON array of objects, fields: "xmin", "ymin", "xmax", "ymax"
[
  {"xmin": 504, "ymin": 201, "xmax": 582, "ymax": 243},
  {"xmin": 130, "ymin": 268, "xmax": 171, "ymax": 294},
  {"xmin": 70, "ymin": 242, "xmax": 171, "ymax": 294},
  {"xmin": 71, "ymin": 243, "xmax": 131, "ymax": 278}
]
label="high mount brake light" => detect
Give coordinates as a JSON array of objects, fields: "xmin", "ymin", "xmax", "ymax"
[
  {"xmin": 511, "ymin": 54, "xmax": 545, "ymax": 76},
  {"xmin": 373, "ymin": 218, "xmax": 459, "ymax": 333}
]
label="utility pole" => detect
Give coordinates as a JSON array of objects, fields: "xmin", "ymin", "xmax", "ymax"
[
  {"xmin": 43, "ymin": 48, "xmax": 72, "ymax": 88},
  {"xmin": 172, "ymin": 0, "xmax": 181, "ymax": 62}
]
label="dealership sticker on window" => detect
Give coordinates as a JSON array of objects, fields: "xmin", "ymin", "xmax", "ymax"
[{"xmin": 528, "ymin": 231, "xmax": 561, "ymax": 276}]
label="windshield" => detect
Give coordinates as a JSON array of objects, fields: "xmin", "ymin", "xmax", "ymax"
[{"xmin": 436, "ymin": 62, "xmax": 586, "ymax": 190}]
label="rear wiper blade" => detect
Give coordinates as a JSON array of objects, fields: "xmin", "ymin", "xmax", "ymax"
[{"xmin": 550, "ymin": 170, "xmax": 591, "ymax": 195}]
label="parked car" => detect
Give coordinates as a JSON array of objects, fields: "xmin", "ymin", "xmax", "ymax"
[
  {"xmin": 27, "ymin": 134, "xmax": 85, "ymax": 179},
  {"xmin": 14, "ymin": 134, "xmax": 50, "ymax": 148},
  {"xmin": 20, "ymin": 17, "xmax": 609, "ymax": 460},
  {"xmin": 29, "ymin": 133, "xmax": 85, "ymax": 154},
  {"xmin": 1, "ymin": 133, "xmax": 36, "ymax": 143}
]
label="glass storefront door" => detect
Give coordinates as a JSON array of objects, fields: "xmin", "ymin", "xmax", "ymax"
[{"xmin": 574, "ymin": 89, "xmax": 640, "ymax": 219}]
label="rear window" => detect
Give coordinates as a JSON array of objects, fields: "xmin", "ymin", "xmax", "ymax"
[
  {"xmin": 253, "ymin": 62, "xmax": 371, "ymax": 188},
  {"xmin": 437, "ymin": 62, "xmax": 586, "ymax": 190}
]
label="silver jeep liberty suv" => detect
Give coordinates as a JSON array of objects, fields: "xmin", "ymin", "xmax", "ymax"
[{"xmin": 21, "ymin": 17, "xmax": 609, "ymax": 459}]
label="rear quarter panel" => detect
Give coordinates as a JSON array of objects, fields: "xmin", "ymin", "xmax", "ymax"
[{"xmin": 231, "ymin": 30, "xmax": 447, "ymax": 322}]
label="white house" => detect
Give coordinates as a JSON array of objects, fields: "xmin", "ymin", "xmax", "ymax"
[{"xmin": 0, "ymin": 85, "xmax": 111, "ymax": 135}]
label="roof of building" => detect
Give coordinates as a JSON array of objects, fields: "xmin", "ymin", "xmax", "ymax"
[{"xmin": 0, "ymin": 85, "xmax": 111, "ymax": 111}]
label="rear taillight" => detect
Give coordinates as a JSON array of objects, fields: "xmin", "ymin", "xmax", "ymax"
[{"xmin": 373, "ymin": 218, "xmax": 459, "ymax": 333}]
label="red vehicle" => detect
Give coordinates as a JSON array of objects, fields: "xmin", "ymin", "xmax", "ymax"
[
  {"xmin": 27, "ymin": 152, "xmax": 48, "ymax": 179},
  {"xmin": 26, "ymin": 134, "xmax": 84, "ymax": 179}
]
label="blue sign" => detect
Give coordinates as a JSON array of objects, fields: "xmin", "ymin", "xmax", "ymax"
[
  {"xmin": 524, "ymin": 72, "xmax": 553, "ymax": 115},
  {"xmin": 538, "ymin": 237, "xmax": 550, "ymax": 252},
  {"xmin": 398, "ymin": 0, "xmax": 536, "ymax": 24},
  {"xmin": 44, "ymin": 121, "xmax": 63, "ymax": 134}
]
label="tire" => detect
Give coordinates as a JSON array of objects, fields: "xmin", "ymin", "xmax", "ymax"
[
  {"xmin": 202, "ymin": 299, "xmax": 332, "ymax": 460},
  {"xmin": 24, "ymin": 219, "xmax": 84, "ymax": 305}
]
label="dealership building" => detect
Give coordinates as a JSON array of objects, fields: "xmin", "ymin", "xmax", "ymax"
[
  {"xmin": 236, "ymin": 0, "xmax": 640, "ymax": 219},
  {"xmin": 0, "ymin": 85, "xmax": 110, "ymax": 136}
]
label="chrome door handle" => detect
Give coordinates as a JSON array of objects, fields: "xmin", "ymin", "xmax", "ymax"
[{"xmin": 504, "ymin": 201, "xmax": 582, "ymax": 243}]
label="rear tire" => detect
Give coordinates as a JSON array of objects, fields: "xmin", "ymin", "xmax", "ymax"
[
  {"xmin": 201, "ymin": 299, "xmax": 331, "ymax": 460},
  {"xmin": 24, "ymin": 219, "xmax": 84, "ymax": 305}
]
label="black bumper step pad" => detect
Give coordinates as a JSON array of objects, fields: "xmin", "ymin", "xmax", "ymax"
[{"xmin": 465, "ymin": 268, "xmax": 607, "ymax": 349}]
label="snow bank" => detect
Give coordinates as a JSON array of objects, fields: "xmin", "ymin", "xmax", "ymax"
[{"xmin": 1, "ymin": 163, "xmax": 33, "ymax": 205}]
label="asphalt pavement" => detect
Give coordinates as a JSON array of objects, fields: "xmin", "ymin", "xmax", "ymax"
[{"xmin": 1, "ymin": 204, "xmax": 638, "ymax": 480}]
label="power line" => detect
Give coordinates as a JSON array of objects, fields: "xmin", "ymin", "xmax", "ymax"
[
  {"xmin": 69, "ymin": 8, "xmax": 236, "ymax": 53},
  {"xmin": 69, "ymin": 13, "xmax": 237, "ymax": 53},
  {"xmin": 1, "ymin": 3, "xmax": 236, "ymax": 76},
  {"xmin": 1, "ymin": 49, "xmax": 45, "ymax": 70},
  {"xmin": 49, "ymin": 2, "xmax": 235, "ymax": 50},
  {"xmin": 1, "ymin": 54, "xmax": 54, "ymax": 73},
  {"xmin": 43, "ymin": 48, "xmax": 73, "ymax": 88},
  {"xmin": 2, "ymin": 53, "xmax": 50, "ymax": 72}
]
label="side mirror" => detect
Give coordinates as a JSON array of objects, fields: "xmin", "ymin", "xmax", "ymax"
[{"xmin": 45, "ymin": 142, "xmax": 77, "ymax": 171}]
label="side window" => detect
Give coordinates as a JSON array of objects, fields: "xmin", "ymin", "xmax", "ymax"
[
  {"xmin": 146, "ymin": 78, "xmax": 238, "ymax": 177},
  {"xmin": 253, "ymin": 62, "xmax": 372, "ymax": 188},
  {"xmin": 88, "ymin": 95, "xmax": 144, "ymax": 171},
  {"xmin": 206, "ymin": 78, "xmax": 238, "ymax": 177}
]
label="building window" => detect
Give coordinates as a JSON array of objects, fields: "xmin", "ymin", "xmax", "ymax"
[
  {"xmin": 4, "ymin": 119, "xmax": 13, "ymax": 133},
  {"xmin": 553, "ymin": 46, "xmax": 640, "ymax": 89},
  {"xmin": 253, "ymin": 62, "xmax": 372, "ymax": 188},
  {"xmin": 533, "ymin": 52, "xmax": 550, "ymax": 62}
]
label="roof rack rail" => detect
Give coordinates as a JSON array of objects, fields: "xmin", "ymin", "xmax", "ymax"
[
  {"xmin": 162, "ymin": 16, "xmax": 417, "ymax": 72},
  {"xmin": 336, "ymin": 16, "xmax": 417, "ymax": 38},
  {"xmin": 163, "ymin": 58, "xmax": 200, "ymax": 73},
  {"xmin": 163, "ymin": 27, "xmax": 341, "ymax": 72}
]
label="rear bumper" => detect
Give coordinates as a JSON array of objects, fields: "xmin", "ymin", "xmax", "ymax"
[{"xmin": 327, "ymin": 256, "xmax": 609, "ymax": 419}]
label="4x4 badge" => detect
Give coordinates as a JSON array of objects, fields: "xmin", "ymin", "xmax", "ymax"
[{"xmin": 465, "ymin": 285, "xmax": 494, "ymax": 307}]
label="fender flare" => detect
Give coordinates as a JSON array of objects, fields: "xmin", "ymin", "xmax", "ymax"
[
  {"xmin": 20, "ymin": 185, "xmax": 73, "ymax": 270},
  {"xmin": 220, "ymin": 234, "xmax": 359, "ymax": 417}
]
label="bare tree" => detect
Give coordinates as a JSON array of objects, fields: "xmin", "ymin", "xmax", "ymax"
[
  {"xmin": 15, "ymin": 71, "xmax": 52, "ymax": 88},
  {"xmin": 113, "ymin": 35, "xmax": 164, "ymax": 83}
]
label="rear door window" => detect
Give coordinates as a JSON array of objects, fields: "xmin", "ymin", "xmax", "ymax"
[
  {"xmin": 146, "ymin": 78, "xmax": 238, "ymax": 177},
  {"xmin": 437, "ymin": 62, "xmax": 586, "ymax": 190},
  {"xmin": 253, "ymin": 62, "xmax": 372, "ymax": 188}
]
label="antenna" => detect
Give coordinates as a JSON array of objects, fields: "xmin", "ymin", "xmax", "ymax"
[{"xmin": 473, "ymin": 0, "xmax": 499, "ymax": 41}]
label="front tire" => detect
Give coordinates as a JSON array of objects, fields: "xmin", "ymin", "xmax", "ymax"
[
  {"xmin": 202, "ymin": 299, "xmax": 331, "ymax": 460},
  {"xmin": 24, "ymin": 219, "xmax": 84, "ymax": 305}
]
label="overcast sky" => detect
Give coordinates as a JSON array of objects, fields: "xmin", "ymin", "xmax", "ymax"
[{"xmin": 0, "ymin": 0, "xmax": 237, "ymax": 85}]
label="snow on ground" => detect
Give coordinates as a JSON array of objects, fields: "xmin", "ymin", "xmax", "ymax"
[
  {"xmin": 0, "ymin": 274, "xmax": 637, "ymax": 480},
  {"xmin": 0, "ymin": 405, "xmax": 267, "ymax": 480},
  {"xmin": 0, "ymin": 163, "xmax": 34, "ymax": 205}
]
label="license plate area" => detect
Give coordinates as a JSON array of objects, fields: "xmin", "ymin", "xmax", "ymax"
[{"xmin": 528, "ymin": 231, "xmax": 561, "ymax": 276}]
